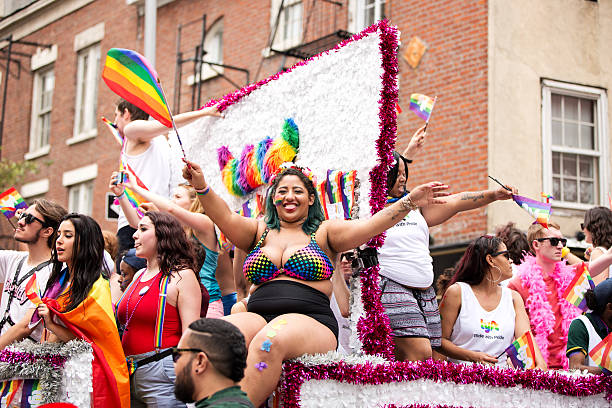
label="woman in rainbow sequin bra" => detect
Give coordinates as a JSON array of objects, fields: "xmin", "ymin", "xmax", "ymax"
[{"xmin": 182, "ymin": 159, "xmax": 448, "ymax": 406}]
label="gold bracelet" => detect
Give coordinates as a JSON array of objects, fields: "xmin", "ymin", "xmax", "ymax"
[{"xmin": 400, "ymin": 194, "xmax": 418, "ymax": 212}]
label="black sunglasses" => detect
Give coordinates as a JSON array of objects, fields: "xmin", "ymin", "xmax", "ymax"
[
  {"xmin": 340, "ymin": 252, "xmax": 355, "ymax": 262},
  {"xmin": 491, "ymin": 250, "xmax": 510, "ymax": 260},
  {"xmin": 580, "ymin": 223, "xmax": 586, "ymax": 230},
  {"xmin": 171, "ymin": 347, "xmax": 204, "ymax": 363},
  {"xmin": 536, "ymin": 237, "xmax": 567, "ymax": 247},
  {"xmin": 19, "ymin": 212, "xmax": 46, "ymax": 226}
]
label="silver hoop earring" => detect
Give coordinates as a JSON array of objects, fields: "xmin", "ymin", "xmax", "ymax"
[{"xmin": 487, "ymin": 265, "xmax": 503, "ymax": 283}]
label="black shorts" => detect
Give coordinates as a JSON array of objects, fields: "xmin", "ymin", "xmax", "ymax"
[{"xmin": 247, "ymin": 280, "xmax": 339, "ymax": 341}]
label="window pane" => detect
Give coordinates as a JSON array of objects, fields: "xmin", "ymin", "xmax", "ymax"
[
  {"xmin": 562, "ymin": 154, "xmax": 577, "ymax": 177},
  {"xmin": 579, "ymin": 181, "xmax": 594, "ymax": 204},
  {"xmin": 564, "ymin": 96, "xmax": 579, "ymax": 121},
  {"xmin": 563, "ymin": 179, "xmax": 577, "ymax": 202},
  {"xmin": 580, "ymin": 124, "xmax": 594, "ymax": 150},
  {"xmin": 551, "ymin": 120, "xmax": 562, "ymax": 145},
  {"xmin": 69, "ymin": 187, "xmax": 80, "ymax": 213},
  {"xmin": 581, "ymin": 99, "xmax": 594, "ymax": 123},
  {"xmin": 579, "ymin": 156, "xmax": 593, "ymax": 178},
  {"xmin": 551, "ymin": 94, "xmax": 562, "ymax": 118},
  {"xmin": 552, "ymin": 152, "xmax": 560, "ymax": 174},
  {"xmin": 565, "ymin": 122, "xmax": 579, "ymax": 147},
  {"xmin": 553, "ymin": 177, "xmax": 561, "ymax": 200}
]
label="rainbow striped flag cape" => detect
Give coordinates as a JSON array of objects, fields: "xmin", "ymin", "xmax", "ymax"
[
  {"xmin": 562, "ymin": 262, "xmax": 595, "ymax": 312},
  {"xmin": 504, "ymin": 331, "xmax": 537, "ymax": 369},
  {"xmin": 409, "ymin": 93, "xmax": 435, "ymax": 121},
  {"xmin": 102, "ymin": 48, "xmax": 172, "ymax": 128},
  {"xmin": 0, "ymin": 187, "xmax": 28, "ymax": 219},
  {"xmin": 42, "ymin": 275, "xmax": 130, "ymax": 407},
  {"xmin": 589, "ymin": 332, "xmax": 612, "ymax": 371},
  {"xmin": 512, "ymin": 194, "xmax": 552, "ymax": 228}
]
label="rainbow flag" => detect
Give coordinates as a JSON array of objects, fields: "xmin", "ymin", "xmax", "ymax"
[
  {"xmin": 0, "ymin": 187, "xmax": 28, "ymax": 219},
  {"xmin": 317, "ymin": 180, "xmax": 329, "ymax": 220},
  {"xmin": 102, "ymin": 48, "xmax": 172, "ymax": 128},
  {"xmin": 24, "ymin": 273, "xmax": 42, "ymax": 306},
  {"xmin": 0, "ymin": 379, "xmax": 22, "ymax": 406},
  {"xmin": 409, "ymin": 93, "xmax": 435, "ymax": 121},
  {"xmin": 512, "ymin": 194, "xmax": 552, "ymax": 228},
  {"xmin": 102, "ymin": 116, "xmax": 124, "ymax": 145},
  {"xmin": 326, "ymin": 170, "xmax": 343, "ymax": 204},
  {"xmin": 504, "ymin": 331, "xmax": 537, "ymax": 369},
  {"xmin": 563, "ymin": 262, "xmax": 595, "ymax": 311},
  {"xmin": 45, "ymin": 275, "xmax": 130, "ymax": 407},
  {"xmin": 589, "ymin": 332, "xmax": 612, "ymax": 371},
  {"xmin": 341, "ymin": 170, "xmax": 357, "ymax": 219}
]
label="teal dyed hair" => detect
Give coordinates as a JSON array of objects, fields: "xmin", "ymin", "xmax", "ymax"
[{"xmin": 264, "ymin": 168, "xmax": 325, "ymax": 234}]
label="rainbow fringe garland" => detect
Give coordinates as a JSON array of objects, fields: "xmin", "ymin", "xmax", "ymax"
[{"xmin": 218, "ymin": 118, "xmax": 299, "ymax": 197}]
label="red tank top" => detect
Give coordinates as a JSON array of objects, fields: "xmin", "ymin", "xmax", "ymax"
[{"xmin": 117, "ymin": 273, "xmax": 182, "ymax": 355}]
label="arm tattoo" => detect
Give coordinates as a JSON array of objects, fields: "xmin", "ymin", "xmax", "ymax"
[{"xmin": 460, "ymin": 193, "xmax": 484, "ymax": 202}]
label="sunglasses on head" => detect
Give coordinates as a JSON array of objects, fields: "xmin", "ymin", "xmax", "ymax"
[
  {"xmin": 536, "ymin": 237, "xmax": 567, "ymax": 247},
  {"xmin": 18, "ymin": 212, "xmax": 46, "ymax": 226},
  {"xmin": 491, "ymin": 250, "xmax": 510, "ymax": 260},
  {"xmin": 171, "ymin": 347, "xmax": 204, "ymax": 363}
]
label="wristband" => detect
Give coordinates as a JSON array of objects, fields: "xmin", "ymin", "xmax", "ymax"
[
  {"xmin": 400, "ymin": 194, "xmax": 418, "ymax": 212},
  {"xmin": 116, "ymin": 191, "xmax": 125, "ymax": 199},
  {"xmin": 196, "ymin": 186, "xmax": 210, "ymax": 196}
]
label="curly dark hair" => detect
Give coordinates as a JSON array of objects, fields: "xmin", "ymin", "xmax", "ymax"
[
  {"xmin": 495, "ymin": 222, "xmax": 529, "ymax": 265},
  {"xmin": 449, "ymin": 236, "xmax": 503, "ymax": 287},
  {"xmin": 585, "ymin": 290, "xmax": 603, "ymax": 315},
  {"xmin": 583, "ymin": 206, "xmax": 612, "ymax": 249},
  {"xmin": 46, "ymin": 214, "xmax": 110, "ymax": 312},
  {"xmin": 264, "ymin": 168, "xmax": 325, "ymax": 235},
  {"xmin": 144, "ymin": 211, "xmax": 196, "ymax": 278},
  {"xmin": 187, "ymin": 318, "xmax": 247, "ymax": 382}
]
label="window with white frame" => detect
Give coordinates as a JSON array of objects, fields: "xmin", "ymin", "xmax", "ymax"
[
  {"xmin": 190, "ymin": 19, "xmax": 224, "ymax": 83},
  {"xmin": 73, "ymin": 44, "xmax": 100, "ymax": 140},
  {"xmin": 29, "ymin": 67, "xmax": 54, "ymax": 153},
  {"xmin": 542, "ymin": 80, "xmax": 609, "ymax": 208},
  {"xmin": 352, "ymin": 0, "xmax": 386, "ymax": 32},
  {"xmin": 68, "ymin": 181, "xmax": 94, "ymax": 215},
  {"xmin": 271, "ymin": 0, "xmax": 303, "ymax": 50}
]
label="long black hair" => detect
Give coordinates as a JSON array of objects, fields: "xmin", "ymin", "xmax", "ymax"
[
  {"xmin": 386, "ymin": 151, "xmax": 409, "ymax": 196},
  {"xmin": 264, "ymin": 168, "xmax": 325, "ymax": 235},
  {"xmin": 449, "ymin": 236, "xmax": 503, "ymax": 288},
  {"xmin": 46, "ymin": 213, "xmax": 109, "ymax": 312}
]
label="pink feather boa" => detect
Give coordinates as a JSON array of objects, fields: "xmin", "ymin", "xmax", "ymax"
[{"xmin": 516, "ymin": 255, "xmax": 581, "ymax": 369}]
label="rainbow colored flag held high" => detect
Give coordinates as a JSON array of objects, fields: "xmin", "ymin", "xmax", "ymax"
[
  {"xmin": 0, "ymin": 187, "xmax": 28, "ymax": 219},
  {"xmin": 102, "ymin": 48, "xmax": 172, "ymax": 128},
  {"xmin": 563, "ymin": 262, "xmax": 595, "ymax": 312},
  {"xmin": 102, "ymin": 116, "xmax": 124, "ymax": 145},
  {"xmin": 589, "ymin": 332, "xmax": 612, "ymax": 371},
  {"xmin": 512, "ymin": 194, "xmax": 552, "ymax": 228},
  {"xmin": 504, "ymin": 331, "xmax": 537, "ymax": 369},
  {"xmin": 409, "ymin": 93, "xmax": 435, "ymax": 121}
]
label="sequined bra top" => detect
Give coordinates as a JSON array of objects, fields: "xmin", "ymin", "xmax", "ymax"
[{"xmin": 243, "ymin": 228, "xmax": 334, "ymax": 285}]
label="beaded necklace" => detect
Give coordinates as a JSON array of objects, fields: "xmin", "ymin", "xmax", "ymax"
[{"xmin": 121, "ymin": 270, "xmax": 157, "ymax": 333}]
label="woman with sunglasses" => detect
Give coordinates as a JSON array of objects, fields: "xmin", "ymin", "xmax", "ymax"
[
  {"xmin": 115, "ymin": 211, "xmax": 201, "ymax": 407},
  {"xmin": 582, "ymin": 206, "xmax": 612, "ymax": 285},
  {"xmin": 438, "ymin": 236, "xmax": 546, "ymax": 368}
]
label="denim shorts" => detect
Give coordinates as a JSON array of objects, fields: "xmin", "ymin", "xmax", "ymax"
[{"xmin": 128, "ymin": 350, "xmax": 186, "ymax": 408}]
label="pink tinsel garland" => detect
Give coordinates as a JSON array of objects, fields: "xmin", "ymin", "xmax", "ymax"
[
  {"xmin": 516, "ymin": 255, "xmax": 581, "ymax": 369},
  {"xmin": 280, "ymin": 359, "xmax": 612, "ymax": 408}
]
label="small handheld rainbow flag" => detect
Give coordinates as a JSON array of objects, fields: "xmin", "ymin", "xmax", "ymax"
[
  {"xmin": 512, "ymin": 194, "xmax": 552, "ymax": 228},
  {"xmin": 102, "ymin": 116, "xmax": 124, "ymax": 145},
  {"xmin": 24, "ymin": 273, "xmax": 42, "ymax": 305},
  {"xmin": 589, "ymin": 332, "xmax": 612, "ymax": 371},
  {"xmin": 102, "ymin": 48, "xmax": 172, "ymax": 128},
  {"xmin": 503, "ymin": 331, "xmax": 537, "ymax": 369},
  {"xmin": 541, "ymin": 192, "xmax": 554, "ymax": 204},
  {"xmin": 0, "ymin": 187, "xmax": 28, "ymax": 219},
  {"xmin": 341, "ymin": 170, "xmax": 357, "ymax": 219},
  {"xmin": 563, "ymin": 262, "xmax": 595, "ymax": 312},
  {"xmin": 409, "ymin": 93, "xmax": 436, "ymax": 122}
]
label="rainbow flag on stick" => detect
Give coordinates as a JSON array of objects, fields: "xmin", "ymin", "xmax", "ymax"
[
  {"xmin": 589, "ymin": 332, "xmax": 612, "ymax": 371},
  {"xmin": 512, "ymin": 194, "xmax": 552, "ymax": 228},
  {"xmin": 503, "ymin": 331, "xmax": 537, "ymax": 369},
  {"xmin": 563, "ymin": 262, "xmax": 595, "ymax": 312},
  {"xmin": 409, "ymin": 93, "xmax": 436, "ymax": 122},
  {"xmin": 102, "ymin": 116, "xmax": 124, "ymax": 145},
  {"xmin": 0, "ymin": 187, "xmax": 28, "ymax": 220},
  {"xmin": 24, "ymin": 273, "xmax": 42, "ymax": 306}
]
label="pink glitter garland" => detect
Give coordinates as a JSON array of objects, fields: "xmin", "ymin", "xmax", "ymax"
[
  {"xmin": 0, "ymin": 348, "xmax": 67, "ymax": 370},
  {"xmin": 382, "ymin": 405, "xmax": 474, "ymax": 408},
  {"xmin": 280, "ymin": 359, "xmax": 612, "ymax": 408}
]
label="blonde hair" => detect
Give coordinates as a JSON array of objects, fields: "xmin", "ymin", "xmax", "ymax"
[
  {"xmin": 178, "ymin": 183, "xmax": 205, "ymax": 238},
  {"xmin": 526, "ymin": 221, "xmax": 561, "ymax": 253}
]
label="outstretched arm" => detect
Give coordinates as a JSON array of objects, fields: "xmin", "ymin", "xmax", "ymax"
[
  {"xmin": 325, "ymin": 181, "xmax": 449, "ymax": 253},
  {"xmin": 421, "ymin": 186, "xmax": 516, "ymax": 227},
  {"xmin": 123, "ymin": 106, "xmax": 221, "ymax": 143},
  {"xmin": 402, "ymin": 125, "xmax": 427, "ymax": 162},
  {"xmin": 588, "ymin": 246, "xmax": 612, "ymax": 278},
  {"xmin": 109, "ymin": 172, "xmax": 141, "ymax": 228},
  {"xmin": 182, "ymin": 160, "xmax": 259, "ymax": 252}
]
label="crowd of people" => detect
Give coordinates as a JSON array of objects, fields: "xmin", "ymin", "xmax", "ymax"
[{"xmin": 0, "ymin": 98, "xmax": 609, "ymax": 407}]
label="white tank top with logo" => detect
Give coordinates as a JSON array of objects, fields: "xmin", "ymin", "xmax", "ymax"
[{"xmin": 448, "ymin": 282, "xmax": 516, "ymax": 367}]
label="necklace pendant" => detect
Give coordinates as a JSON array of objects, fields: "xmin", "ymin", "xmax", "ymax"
[{"xmin": 138, "ymin": 286, "xmax": 150, "ymax": 296}]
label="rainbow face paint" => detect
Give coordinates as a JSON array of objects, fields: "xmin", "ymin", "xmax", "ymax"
[{"xmin": 274, "ymin": 196, "xmax": 283, "ymax": 206}]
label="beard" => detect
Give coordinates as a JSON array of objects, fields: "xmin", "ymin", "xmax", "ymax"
[
  {"xmin": 14, "ymin": 226, "xmax": 42, "ymax": 244},
  {"xmin": 174, "ymin": 362, "xmax": 196, "ymax": 403}
]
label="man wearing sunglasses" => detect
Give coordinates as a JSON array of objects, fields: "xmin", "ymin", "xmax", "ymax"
[
  {"xmin": 173, "ymin": 318, "xmax": 253, "ymax": 407},
  {"xmin": 0, "ymin": 199, "xmax": 66, "ymax": 349},
  {"xmin": 507, "ymin": 222, "xmax": 582, "ymax": 369}
]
